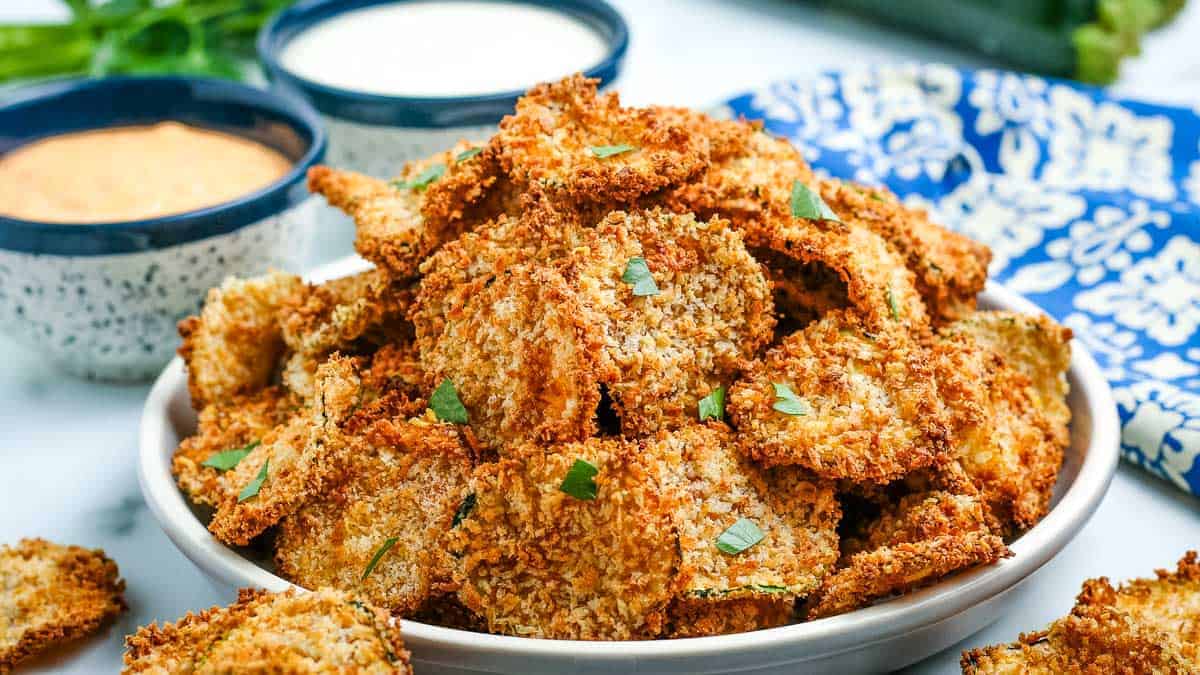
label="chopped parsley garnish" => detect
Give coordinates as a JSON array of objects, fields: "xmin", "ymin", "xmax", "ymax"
[
  {"xmin": 698, "ymin": 386, "xmax": 726, "ymax": 422},
  {"xmin": 887, "ymin": 287, "xmax": 902, "ymax": 320},
  {"xmin": 456, "ymin": 147, "xmax": 482, "ymax": 162},
  {"xmin": 590, "ymin": 144, "xmax": 636, "ymax": 158},
  {"xmin": 451, "ymin": 493, "xmax": 477, "ymax": 528},
  {"xmin": 430, "ymin": 378, "xmax": 468, "ymax": 424},
  {"xmin": 715, "ymin": 517, "xmax": 765, "ymax": 555},
  {"xmin": 559, "ymin": 459, "xmax": 599, "ymax": 500},
  {"xmin": 361, "ymin": 537, "xmax": 398, "ymax": 580},
  {"xmin": 621, "ymin": 256, "xmax": 659, "ymax": 296},
  {"xmin": 237, "ymin": 459, "xmax": 269, "ymax": 503},
  {"xmin": 772, "ymin": 382, "xmax": 808, "ymax": 416},
  {"xmin": 790, "ymin": 180, "xmax": 841, "ymax": 223},
  {"xmin": 391, "ymin": 164, "xmax": 446, "ymax": 191},
  {"xmin": 201, "ymin": 440, "xmax": 259, "ymax": 471}
]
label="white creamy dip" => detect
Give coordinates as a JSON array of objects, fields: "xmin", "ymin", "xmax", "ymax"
[{"xmin": 279, "ymin": 1, "xmax": 611, "ymax": 98}]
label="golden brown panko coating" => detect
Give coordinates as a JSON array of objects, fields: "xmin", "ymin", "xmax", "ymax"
[
  {"xmin": 729, "ymin": 310, "xmax": 949, "ymax": 483},
  {"xmin": 123, "ymin": 588, "xmax": 411, "ymax": 674},
  {"xmin": 1074, "ymin": 551, "xmax": 1200, "ymax": 662},
  {"xmin": 961, "ymin": 603, "xmax": 1195, "ymax": 674},
  {"xmin": 750, "ymin": 218, "xmax": 930, "ymax": 333},
  {"xmin": 660, "ymin": 424, "xmax": 840, "ymax": 600},
  {"xmin": 279, "ymin": 269, "xmax": 416, "ymax": 402},
  {"xmin": 419, "ymin": 262, "xmax": 609, "ymax": 450},
  {"xmin": 657, "ymin": 109, "xmax": 815, "ymax": 238},
  {"xmin": 492, "ymin": 74, "xmax": 708, "ymax": 204},
  {"xmin": 177, "ymin": 270, "xmax": 303, "ymax": 409},
  {"xmin": 943, "ymin": 311, "xmax": 1073, "ymax": 450},
  {"xmin": 275, "ymin": 417, "xmax": 472, "ymax": 616},
  {"xmin": 570, "ymin": 209, "xmax": 775, "ymax": 435},
  {"xmin": 807, "ymin": 491, "xmax": 1008, "ymax": 619},
  {"xmin": 824, "ymin": 181, "xmax": 991, "ymax": 325},
  {"xmin": 450, "ymin": 437, "xmax": 681, "ymax": 640},
  {"xmin": 208, "ymin": 355, "xmax": 367, "ymax": 546},
  {"xmin": 934, "ymin": 328, "xmax": 1062, "ymax": 535},
  {"xmin": 172, "ymin": 386, "xmax": 299, "ymax": 508},
  {"xmin": 666, "ymin": 596, "xmax": 794, "ymax": 638},
  {"xmin": 1, "ymin": 539, "xmax": 126, "ymax": 672}
]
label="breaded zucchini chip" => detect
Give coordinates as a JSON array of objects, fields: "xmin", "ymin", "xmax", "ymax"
[
  {"xmin": 571, "ymin": 209, "xmax": 775, "ymax": 435},
  {"xmin": 172, "ymin": 386, "xmax": 299, "ymax": 508},
  {"xmin": 451, "ymin": 437, "xmax": 681, "ymax": 640},
  {"xmin": 658, "ymin": 110, "xmax": 815, "ymax": 238},
  {"xmin": 729, "ymin": 311, "xmax": 949, "ymax": 483},
  {"xmin": 943, "ymin": 311, "xmax": 1073, "ymax": 449},
  {"xmin": 419, "ymin": 262, "xmax": 609, "ymax": 450},
  {"xmin": 666, "ymin": 596, "xmax": 794, "ymax": 638},
  {"xmin": 275, "ymin": 417, "xmax": 472, "ymax": 615},
  {"xmin": 307, "ymin": 166, "xmax": 428, "ymax": 279},
  {"xmin": 935, "ymin": 329, "xmax": 1062, "ymax": 535},
  {"xmin": 412, "ymin": 207, "xmax": 588, "ymax": 355},
  {"xmin": 751, "ymin": 218, "xmax": 929, "ymax": 332},
  {"xmin": 1, "ymin": 539, "xmax": 125, "ymax": 671},
  {"xmin": 822, "ymin": 181, "xmax": 991, "ymax": 324},
  {"xmin": 279, "ymin": 270, "xmax": 416, "ymax": 401},
  {"xmin": 1074, "ymin": 551, "xmax": 1200, "ymax": 662},
  {"xmin": 807, "ymin": 491, "xmax": 1008, "ymax": 619},
  {"xmin": 492, "ymin": 74, "xmax": 708, "ymax": 204},
  {"xmin": 961, "ymin": 603, "xmax": 1195, "ymax": 674},
  {"xmin": 177, "ymin": 270, "xmax": 303, "ymax": 409},
  {"xmin": 208, "ymin": 355, "xmax": 368, "ymax": 545},
  {"xmin": 659, "ymin": 424, "xmax": 840, "ymax": 601},
  {"xmin": 123, "ymin": 588, "xmax": 411, "ymax": 674}
]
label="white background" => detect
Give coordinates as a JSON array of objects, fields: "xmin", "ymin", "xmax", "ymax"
[{"xmin": 2, "ymin": 1, "xmax": 1199, "ymax": 673}]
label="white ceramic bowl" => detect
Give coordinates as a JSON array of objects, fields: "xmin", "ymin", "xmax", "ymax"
[{"xmin": 139, "ymin": 256, "xmax": 1119, "ymax": 675}]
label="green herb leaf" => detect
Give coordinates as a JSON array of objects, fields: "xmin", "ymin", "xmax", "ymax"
[
  {"xmin": 887, "ymin": 287, "xmax": 902, "ymax": 320},
  {"xmin": 237, "ymin": 459, "xmax": 269, "ymax": 503},
  {"xmin": 715, "ymin": 517, "xmax": 765, "ymax": 555},
  {"xmin": 691, "ymin": 584, "xmax": 791, "ymax": 598},
  {"xmin": 456, "ymin": 147, "xmax": 482, "ymax": 162},
  {"xmin": 361, "ymin": 536, "xmax": 398, "ymax": 581},
  {"xmin": 622, "ymin": 256, "xmax": 659, "ymax": 297},
  {"xmin": 560, "ymin": 458, "xmax": 599, "ymax": 500},
  {"xmin": 790, "ymin": 180, "xmax": 841, "ymax": 222},
  {"xmin": 391, "ymin": 164, "xmax": 446, "ymax": 191},
  {"xmin": 430, "ymin": 378, "xmax": 468, "ymax": 424},
  {"xmin": 698, "ymin": 386, "xmax": 726, "ymax": 421},
  {"xmin": 591, "ymin": 144, "xmax": 636, "ymax": 158},
  {"xmin": 772, "ymin": 382, "xmax": 808, "ymax": 416},
  {"xmin": 201, "ymin": 440, "xmax": 259, "ymax": 471},
  {"xmin": 451, "ymin": 493, "xmax": 477, "ymax": 528}
]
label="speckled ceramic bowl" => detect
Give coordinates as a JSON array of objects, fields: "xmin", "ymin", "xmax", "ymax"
[
  {"xmin": 257, "ymin": 0, "xmax": 628, "ymax": 178},
  {"xmin": 0, "ymin": 76, "xmax": 326, "ymax": 381},
  {"xmin": 139, "ymin": 258, "xmax": 1120, "ymax": 675}
]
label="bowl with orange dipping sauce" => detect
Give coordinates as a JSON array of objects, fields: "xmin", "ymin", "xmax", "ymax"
[{"xmin": 0, "ymin": 76, "xmax": 325, "ymax": 380}]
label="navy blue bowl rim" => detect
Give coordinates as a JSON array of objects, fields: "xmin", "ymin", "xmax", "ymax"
[
  {"xmin": 0, "ymin": 76, "xmax": 326, "ymax": 256},
  {"xmin": 257, "ymin": 0, "xmax": 629, "ymax": 128}
]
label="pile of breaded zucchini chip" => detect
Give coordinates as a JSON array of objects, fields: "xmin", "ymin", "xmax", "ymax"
[{"xmin": 173, "ymin": 75, "xmax": 1074, "ymax": 640}]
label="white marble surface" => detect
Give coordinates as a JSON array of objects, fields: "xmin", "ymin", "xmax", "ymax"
[{"xmin": 2, "ymin": 1, "xmax": 1199, "ymax": 673}]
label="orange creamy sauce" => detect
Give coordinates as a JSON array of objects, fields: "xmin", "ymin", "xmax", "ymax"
[{"xmin": 0, "ymin": 122, "xmax": 293, "ymax": 223}]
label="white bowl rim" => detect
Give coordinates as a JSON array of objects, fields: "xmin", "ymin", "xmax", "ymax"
[{"xmin": 138, "ymin": 256, "xmax": 1119, "ymax": 665}]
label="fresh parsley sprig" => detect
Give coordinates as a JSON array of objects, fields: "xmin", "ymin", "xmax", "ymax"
[
  {"xmin": 622, "ymin": 256, "xmax": 659, "ymax": 297},
  {"xmin": 715, "ymin": 517, "xmax": 765, "ymax": 555},
  {"xmin": 698, "ymin": 387, "xmax": 726, "ymax": 422},
  {"xmin": 590, "ymin": 144, "xmax": 636, "ymax": 158},
  {"xmin": 790, "ymin": 180, "xmax": 841, "ymax": 223},
  {"xmin": 201, "ymin": 440, "xmax": 259, "ymax": 471},
  {"xmin": 430, "ymin": 378, "xmax": 468, "ymax": 424},
  {"xmin": 237, "ymin": 458, "xmax": 268, "ymax": 503},
  {"xmin": 560, "ymin": 459, "xmax": 599, "ymax": 500},
  {"xmin": 772, "ymin": 383, "xmax": 808, "ymax": 416}
]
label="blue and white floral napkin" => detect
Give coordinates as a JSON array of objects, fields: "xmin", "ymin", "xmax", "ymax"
[{"xmin": 721, "ymin": 65, "xmax": 1200, "ymax": 495}]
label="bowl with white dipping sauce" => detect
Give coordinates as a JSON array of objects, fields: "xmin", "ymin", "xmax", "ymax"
[{"xmin": 258, "ymin": 0, "xmax": 628, "ymax": 177}]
